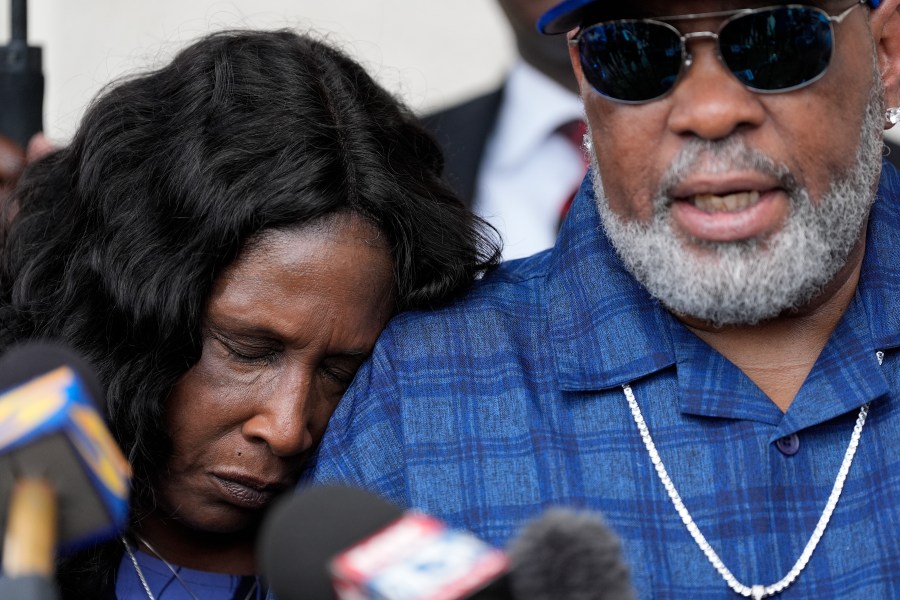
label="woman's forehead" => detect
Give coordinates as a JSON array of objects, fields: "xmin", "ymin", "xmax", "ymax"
[{"xmin": 241, "ymin": 213, "xmax": 386, "ymax": 261}]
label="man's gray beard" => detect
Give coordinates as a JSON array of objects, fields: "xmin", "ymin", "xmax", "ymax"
[{"xmin": 592, "ymin": 83, "xmax": 885, "ymax": 326}]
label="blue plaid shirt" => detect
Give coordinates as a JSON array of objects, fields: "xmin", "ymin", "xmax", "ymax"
[{"xmin": 305, "ymin": 163, "xmax": 900, "ymax": 598}]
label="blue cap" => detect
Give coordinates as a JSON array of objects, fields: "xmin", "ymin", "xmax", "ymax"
[{"xmin": 538, "ymin": 0, "xmax": 883, "ymax": 34}]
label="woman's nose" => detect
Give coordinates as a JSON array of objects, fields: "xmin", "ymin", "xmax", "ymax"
[{"xmin": 240, "ymin": 374, "xmax": 314, "ymax": 458}]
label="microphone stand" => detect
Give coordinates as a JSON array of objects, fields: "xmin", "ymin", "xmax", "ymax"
[{"xmin": 0, "ymin": 0, "xmax": 44, "ymax": 147}]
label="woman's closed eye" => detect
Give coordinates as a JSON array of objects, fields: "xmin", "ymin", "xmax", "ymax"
[
  {"xmin": 319, "ymin": 356, "xmax": 366, "ymax": 390},
  {"xmin": 211, "ymin": 331, "xmax": 281, "ymax": 365}
]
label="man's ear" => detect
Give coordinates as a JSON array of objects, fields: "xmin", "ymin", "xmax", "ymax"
[{"xmin": 872, "ymin": 0, "xmax": 900, "ymax": 102}]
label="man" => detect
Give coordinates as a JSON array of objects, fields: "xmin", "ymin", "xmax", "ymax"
[
  {"xmin": 425, "ymin": 0, "xmax": 586, "ymax": 260},
  {"xmin": 308, "ymin": 0, "xmax": 900, "ymax": 596}
]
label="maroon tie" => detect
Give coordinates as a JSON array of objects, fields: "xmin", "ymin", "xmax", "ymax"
[{"xmin": 557, "ymin": 119, "xmax": 589, "ymax": 231}]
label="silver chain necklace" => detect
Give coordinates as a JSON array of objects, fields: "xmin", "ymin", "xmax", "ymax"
[
  {"xmin": 622, "ymin": 350, "xmax": 880, "ymax": 599},
  {"xmin": 122, "ymin": 534, "xmax": 258, "ymax": 600}
]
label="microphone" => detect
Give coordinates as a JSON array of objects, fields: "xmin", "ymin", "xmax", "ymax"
[
  {"xmin": 259, "ymin": 485, "xmax": 635, "ymax": 600},
  {"xmin": 0, "ymin": 0, "xmax": 44, "ymax": 149},
  {"xmin": 0, "ymin": 342, "xmax": 131, "ymax": 598},
  {"xmin": 507, "ymin": 508, "xmax": 635, "ymax": 600},
  {"xmin": 258, "ymin": 484, "xmax": 511, "ymax": 599}
]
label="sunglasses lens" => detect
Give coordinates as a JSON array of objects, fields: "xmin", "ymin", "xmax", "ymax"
[
  {"xmin": 720, "ymin": 7, "xmax": 833, "ymax": 91},
  {"xmin": 579, "ymin": 21, "xmax": 684, "ymax": 102}
]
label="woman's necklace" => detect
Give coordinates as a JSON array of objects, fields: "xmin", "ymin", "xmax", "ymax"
[
  {"xmin": 121, "ymin": 534, "xmax": 259, "ymax": 600},
  {"xmin": 621, "ymin": 350, "xmax": 881, "ymax": 599}
]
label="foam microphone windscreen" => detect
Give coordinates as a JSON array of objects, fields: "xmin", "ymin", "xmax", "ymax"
[
  {"xmin": 259, "ymin": 484, "xmax": 404, "ymax": 599},
  {"xmin": 0, "ymin": 342, "xmax": 131, "ymax": 557},
  {"xmin": 506, "ymin": 508, "xmax": 636, "ymax": 600},
  {"xmin": 259, "ymin": 484, "xmax": 512, "ymax": 600}
]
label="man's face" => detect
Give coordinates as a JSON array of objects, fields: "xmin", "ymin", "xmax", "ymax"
[{"xmin": 574, "ymin": 0, "xmax": 888, "ymax": 324}]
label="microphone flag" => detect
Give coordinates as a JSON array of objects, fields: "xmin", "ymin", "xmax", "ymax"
[{"xmin": 0, "ymin": 365, "xmax": 131, "ymax": 554}]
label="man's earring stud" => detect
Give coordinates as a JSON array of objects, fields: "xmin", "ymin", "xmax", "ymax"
[{"xmin": 886, "ymin": 107, "xmax": 900, "ymax": 126}]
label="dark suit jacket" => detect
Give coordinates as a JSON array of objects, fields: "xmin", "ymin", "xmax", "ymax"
[{"xmin": 423, "ymin": 87, "xmax": 504, "ymax": 208}]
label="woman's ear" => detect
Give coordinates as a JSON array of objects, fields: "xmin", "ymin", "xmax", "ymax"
[{"xmin": 872, "ymin": 0, "xmax": 900, "ymax": 103}]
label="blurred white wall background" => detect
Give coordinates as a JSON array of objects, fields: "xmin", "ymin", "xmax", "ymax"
[
  {"xmin": 0, "ymin": 0, "xmax": 516, "ymax": 142},
  {"xmin": 6, "ymin": 2, "xmax": 894, "ymax": 145}
]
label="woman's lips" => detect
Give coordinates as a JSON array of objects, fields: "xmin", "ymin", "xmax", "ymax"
[
  {"xmin": 211, "ymin": 473, "xmax": 287, "ymax": 510},
  {"xmin": 669, "ymin": 188, "xmax": 789, "ymax": 242}
]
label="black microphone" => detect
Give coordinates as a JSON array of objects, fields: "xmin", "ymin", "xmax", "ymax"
[
  {"xmin": 259, "ymin": 484, "xmax": 635, "ymax": 600},
  {"xmin": 258, "ymin": 484, "xmax": 512, "ymax": 600},
  {"xmin": 0, "ymin": 342, "xmax": 131, "ymax": 599},
  {"xmin": 507, "ymin": 508, "xmax": 635, "ymax": 600},
  {"xmin": 0, "ymin": 0, "xmax": 44, "ymax": 148}
]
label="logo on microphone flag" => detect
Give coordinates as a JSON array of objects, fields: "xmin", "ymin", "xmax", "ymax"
[
  {"xmin": 0, "ymin": 366, "xmax": 131, "ymax": 552},
  {"xmin": 330, "ymin": 512, "xmax": 509, "ymax": 600}
]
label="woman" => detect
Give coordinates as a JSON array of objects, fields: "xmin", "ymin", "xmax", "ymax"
[{"xmin": 0, "ymin": 30, "xmax": 499, "ymax": 598}]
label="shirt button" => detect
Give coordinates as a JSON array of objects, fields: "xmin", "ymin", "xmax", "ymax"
[{"xmin": 776, "ymin": 434, "xmax": 800, "ymax": 456}]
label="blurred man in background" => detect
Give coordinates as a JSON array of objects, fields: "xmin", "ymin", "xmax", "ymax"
[{"xmin": 425, "ymin": 0, "xmax": 587, "ymax": 260}]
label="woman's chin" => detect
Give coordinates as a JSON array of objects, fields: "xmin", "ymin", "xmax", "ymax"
[
  {"xmin": 177, "ymin": 504, "xmax": 268, "ymax": 537},
  {"xmin": 144, "ymin": 497, "xmax": 268, "ymax": 540},
  {"xmin": 135, "ymin": 504, "xmax": 263, "ymax": 574}
]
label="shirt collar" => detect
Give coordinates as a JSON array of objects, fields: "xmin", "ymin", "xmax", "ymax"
[
  {"xmin": 548, "ymin": 161, "xmax": 900, "ymax": 393},
  {"xmin": 489, "ymin": 61, "xmax": 584, "ymax": 171},
  {"xmin": 671, "ymin": 294, "xmax": 889, "ymax": 432}
]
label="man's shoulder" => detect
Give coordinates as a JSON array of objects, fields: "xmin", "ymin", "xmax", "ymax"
[
  {"xmin": 459, "ymin": 249, "xmax": 554, "ymax": 305},
  {"xmin": 388, "ymin": 250, "xmax": 553, "ymax": 334},
  {"xmin": 358, "ymin": 251, "xmax": 557, "ymax": 379},
  {"xmin": 306, "ymin": 249, "xmax": 560, "ymax": 506}
]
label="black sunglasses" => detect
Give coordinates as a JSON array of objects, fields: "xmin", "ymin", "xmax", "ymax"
[{"xmin": 573, "ymin": 1, "xmax": 866, "ymax": 103}]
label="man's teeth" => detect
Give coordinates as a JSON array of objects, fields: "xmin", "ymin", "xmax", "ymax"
[{"xmin": 692, "ymin": 190, "xmax": 761, "ymax": 212}]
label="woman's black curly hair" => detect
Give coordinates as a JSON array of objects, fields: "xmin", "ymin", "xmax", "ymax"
[{"xmin": 0, "ymin": 28, "xmax": 499, "ymax": 596}]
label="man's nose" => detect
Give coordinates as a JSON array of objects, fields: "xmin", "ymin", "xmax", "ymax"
[{"xmin": 666, "ymin": 41, "xmax": 767, "ymax": 140}]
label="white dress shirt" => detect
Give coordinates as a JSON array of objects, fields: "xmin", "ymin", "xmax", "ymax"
[{"xmin": 474, "ymin": 61, "xmax": 585, "ymax": 261}]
